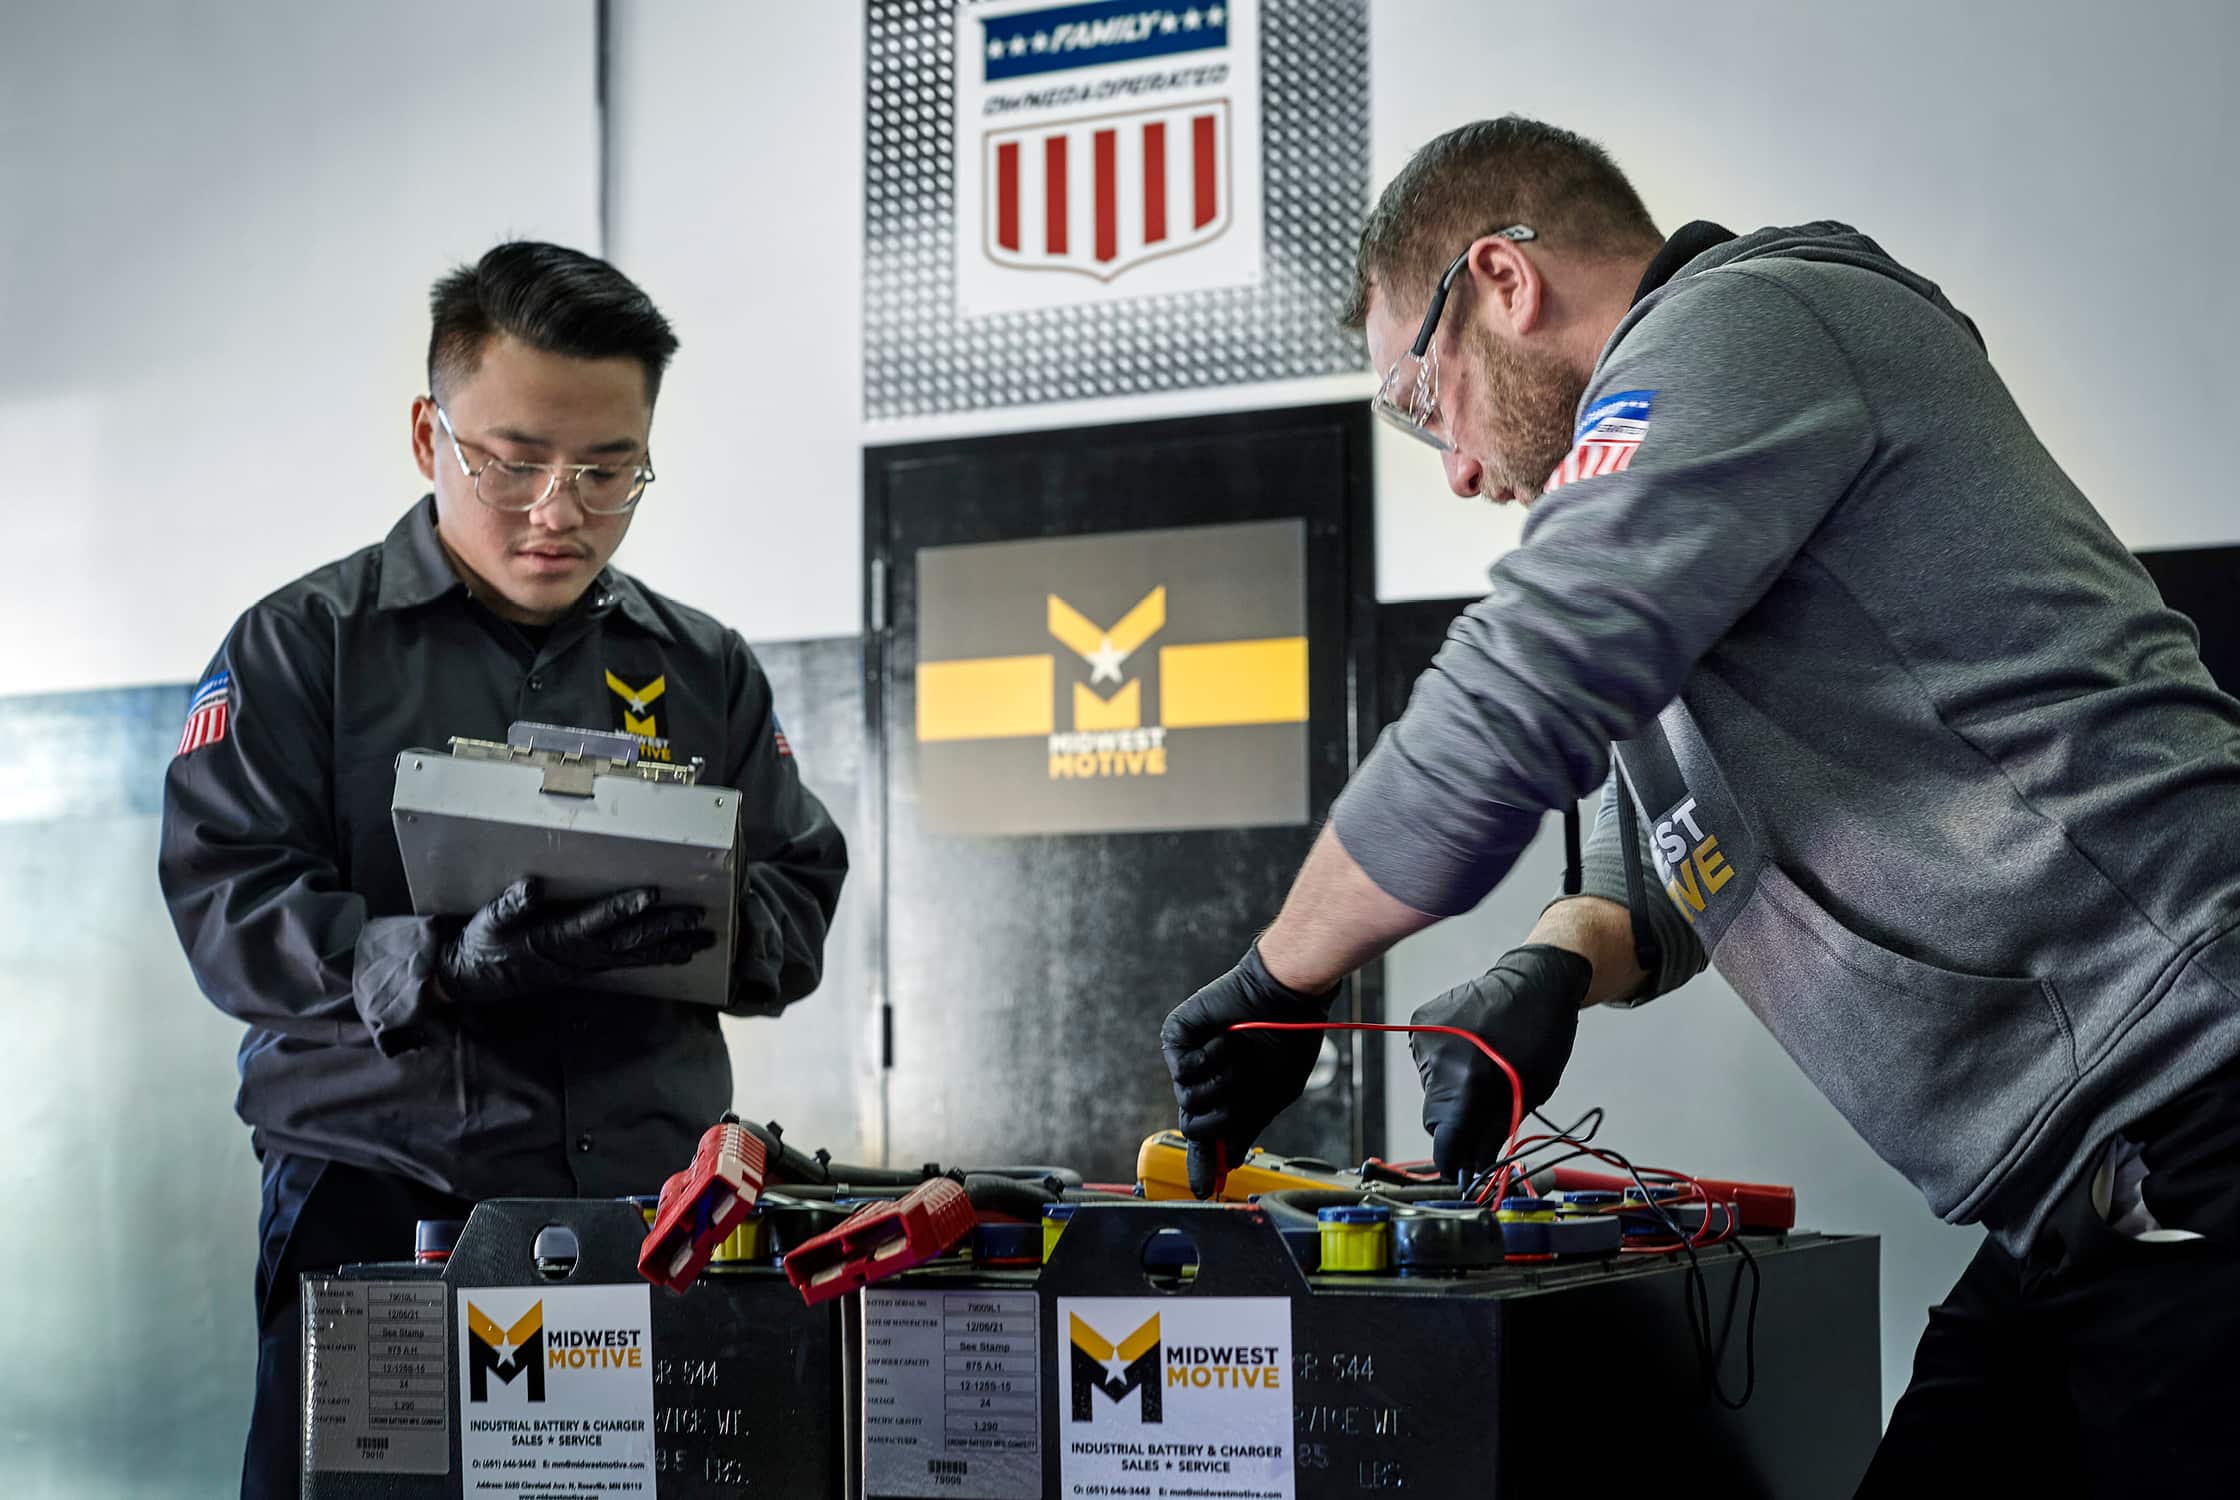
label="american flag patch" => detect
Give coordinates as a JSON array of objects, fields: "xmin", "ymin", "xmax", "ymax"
[
  {"xmin": 176, "ymin": 671, "xmax": 231, "ymax": 756},
  {"xmin": 773, "ymin": 719, "xmax": 793, "ymax": 759},
  {"xmin": 1544, "ymin": 388, "xmax": 1654, "ymax": 495}
]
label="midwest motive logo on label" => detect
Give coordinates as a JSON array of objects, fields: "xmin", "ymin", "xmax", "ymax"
[
  {"xmin": 1070, "ymin": 1310, "xmax": 1164, "ymax": 1420},
  {"xmin": 1060, "ymin": 1297, "xmax": 1292, "ymax": 1493},
  {"xmin": 465, "ymin": 1300, "xmax": 545, "ymax": 1403},
  {"xmin": 456, "ymin": 1281, "xmax": 658, "ymax": 1491},
  {"xmin": 463, "ymin": 1298, "xmax": 646, "ymax": 1404},
  {"xmin": 1067, "ymin": 1310, "xmax": 1284, "ymax": 1424}
]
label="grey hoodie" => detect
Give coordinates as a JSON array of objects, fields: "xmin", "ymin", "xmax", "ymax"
[{"xmin": 1332, "ymin": 221, "xmax": 2240, "ymax": 1253}]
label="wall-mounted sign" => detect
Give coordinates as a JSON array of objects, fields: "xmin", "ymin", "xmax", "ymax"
[
  {"xmin": 865, "ymin": 0, "xmax": 1367, "ymax": 420},
  {"xmin": 953, "ymin": 0, "xmax": 1264, "ymax": 318},
  {"xmin": 915, "ymin": 520, "xmax": 1308, "ymax": 835}
]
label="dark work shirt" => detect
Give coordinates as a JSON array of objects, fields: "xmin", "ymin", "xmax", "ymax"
[{"xmin": 159, "ymin": 496, "xmax": 849, "ymax": 1200}]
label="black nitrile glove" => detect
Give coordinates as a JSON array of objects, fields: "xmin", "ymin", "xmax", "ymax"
[
  {"xmin": 1410, "ymin": 944, "xmax": 1592, "ymax": 1190},
  {"xmin": 436, "ymin": 877, "xmax": 716, "ymax": 1006},
  {"xmin": 1160, "ymin": 945, "xmax": 1336, "ymax": 1198}
]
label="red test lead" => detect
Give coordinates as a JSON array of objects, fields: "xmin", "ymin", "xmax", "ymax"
[{"xmin": 1228, "ymin": 1019, "xmax": 1529, "ymax": 1204}]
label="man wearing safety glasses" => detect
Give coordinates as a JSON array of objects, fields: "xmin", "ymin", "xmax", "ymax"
[
  {"xmin": 1163, "ymin": 117, "xmax": 2240, "ymax": 1489},
  {"xmin": 159, "ymin": 242, "xmax": 847, "ymax": 1498}
]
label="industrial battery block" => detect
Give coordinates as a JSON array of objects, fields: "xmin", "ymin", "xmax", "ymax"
[
  {"xmin": 856, "ymin": 1201, "xmax": 1880, "ymax": 1499},
  {"xmin": 300, "ymin": 1198, "xmax": 841, "ymax": 1498}
]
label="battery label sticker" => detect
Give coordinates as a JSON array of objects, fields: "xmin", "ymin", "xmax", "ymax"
[
  {"xmin": 304, "ymin": 1277, "xmax": 450, "ymax": 1475},
  {"xmin": 455, "ymin": 1283, "xmax": 656, "ymax": 1496},
  {"xmin": 1058, "ymin": 1295, "xmax": 1294, "ymax": 1500},
  {"xmin": 864, "ymin": 1287, "xmax": 1041, "ymax": 1499}
]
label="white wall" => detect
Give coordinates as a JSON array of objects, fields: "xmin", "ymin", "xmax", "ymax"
[
  {"xmin": 0, "ymin": 0, "xmax": 601, "ymax": 698},
  {"xmin": 600, "ymin": 0, "xmax": 870, "ymax": 645}
]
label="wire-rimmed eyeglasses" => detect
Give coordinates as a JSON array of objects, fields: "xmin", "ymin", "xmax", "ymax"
[
  {"xmin": 1370, "ymin": 225, "xmax": 1538, "ymax": 453},
  {"xmin": 434, "ymin": 402, "xmax": 656, "ymax": 515}
]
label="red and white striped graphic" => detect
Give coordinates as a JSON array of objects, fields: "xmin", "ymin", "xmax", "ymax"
[
  {"xmin": 984, "ymin": 100, "xmax": 1230, "ymax": 281},
  {"xmin": 175, "ymin": 672, "xmax": 231, "ymax": 757},
  {"xmin": 1541, "ymin": 439, "xmax": 1641, "ymax": 496}
]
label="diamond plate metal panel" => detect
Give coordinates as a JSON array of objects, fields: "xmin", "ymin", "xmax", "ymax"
[{"xmin": 864, "ymin": 0, "xmax": 1369, "ymax": 419}]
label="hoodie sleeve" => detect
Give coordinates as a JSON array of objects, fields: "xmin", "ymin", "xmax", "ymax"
[
  {"xmin": 1329, "ymin": 268, "xmax": 1876, "ymax": 916},
  {"xmin": 1567, "ymin": 768, "xmax": 1709, "ymax": 1003}
]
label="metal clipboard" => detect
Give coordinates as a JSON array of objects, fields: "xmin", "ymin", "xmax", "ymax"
[{"xmin": 391, "ymin": 722, "xmax": 739, "ymax": 1007}]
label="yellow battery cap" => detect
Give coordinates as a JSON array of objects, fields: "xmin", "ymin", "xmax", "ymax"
[{"xmin": 1316, "ymin": 1206, "xmax": 1392, "ymax": 1273}]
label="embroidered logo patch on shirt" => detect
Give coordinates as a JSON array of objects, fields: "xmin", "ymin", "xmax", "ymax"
[
  {"xmin": 606, "ymin": 666, "xmax": 684, "ymax": 764},
  {"xmin": 1544, "ymin": 388, "xmax": 1655, "ymax": 494},
  {"xmin": 176, "ymin": 671, "xmax": 231, "ymax": 757},
  {"xmin": 772, "ymin": 713, "xmax": 793, "ymax": 759}
]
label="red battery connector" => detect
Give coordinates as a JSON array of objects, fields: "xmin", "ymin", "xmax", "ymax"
[
  {"xmin": 783, "ymin": 1177, "xmax": 975, "ymax": 1306},
  {"xmin": 638, "ymin": 1120, "xmax": 769, "ymax": 1292}
]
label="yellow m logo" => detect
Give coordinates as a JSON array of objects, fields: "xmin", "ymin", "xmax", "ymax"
[
  {"xmin": 1070, "ymin": 1312, "xmax": 1162, "ymax": 1422},
  {"xmin": 1069, "ymin": 1311, "xmax": 1160, "ymax": 1366},
  {"xmin": 465, "ymin": 1300, "xmax": 546, "ymax": 1402},
  {"xmin": 605, "ymin": 671, "xmax": 667, "ymax": 738},
  {"xmin": 1049, "ymin": 588, "xmax": 1164, "ymax": 730},
  {"xmin": 467, "ymin": 1300, "xmax": 543, "ymax": 1351}
]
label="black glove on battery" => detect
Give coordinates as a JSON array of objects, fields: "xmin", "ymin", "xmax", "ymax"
[
  {"xmin": 1410, "ymin": 944, "xmax": 1593, "ymax": 1190},
  {"xmin": 1161, "ymin": 945, "xmax": 1336, "ymax": 1198},
  {"xmin": 437, "ymin": 877, "xmax": 716, "ymax": 1006}
]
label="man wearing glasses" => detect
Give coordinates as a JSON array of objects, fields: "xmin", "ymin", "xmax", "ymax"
[
  {"xmin": 160, "ymin": 242, "xmax": 848, "ymax": 1498},
  {"xmin": 1163, "ymin": 117, "xmax": 2240, "ymax": 1487}
]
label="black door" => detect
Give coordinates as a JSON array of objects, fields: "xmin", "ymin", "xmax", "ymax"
[{"xmin": 863, "ymin": 404, "xmax": 1378, "ymax": 1179}]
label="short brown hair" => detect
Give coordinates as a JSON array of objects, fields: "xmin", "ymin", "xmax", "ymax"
[{"xmin": 1342, "ymin": 116, "xmax": 1662, "ymax": 329}]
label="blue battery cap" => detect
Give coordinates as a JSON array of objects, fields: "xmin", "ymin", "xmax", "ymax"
[
  {"xmin": 974, "ymin": 1222, "xmax": 1041, "ymax": 1265},
  {"xmin": 1317, "ymin": 1206, "xmax": 1392, "ymax": 1224},
  {"xmin": 415, "ymin": 1219, "xmax": 465, "ymax": 1262},
  {"xmin": 1562, "ymin": 1191, "xmax": 1623, "ymax": 1208}
]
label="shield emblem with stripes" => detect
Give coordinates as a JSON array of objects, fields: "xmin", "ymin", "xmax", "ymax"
[{"xmin": 983, "ymin": 101, "xmax": 1231, "ymax": 282}]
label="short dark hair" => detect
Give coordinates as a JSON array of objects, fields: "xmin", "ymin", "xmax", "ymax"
[
  {"xmin": 1342, "ymin": 116, "xmax": 1662, "ymax": 330},
  {"xmin": 427, "ymin": 242, "xmax": 680, "ymax": 403}
]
